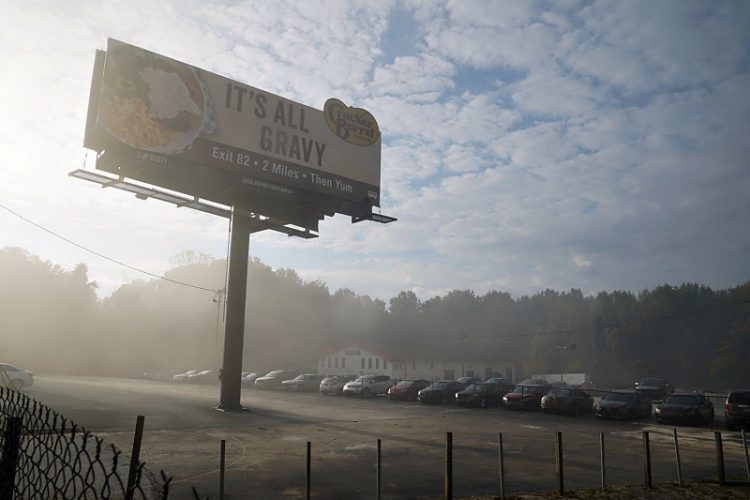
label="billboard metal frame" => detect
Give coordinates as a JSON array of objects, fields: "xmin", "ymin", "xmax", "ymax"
[{"xmin": 72, "ymin": 40, "xmax": 395, "ymax": 411}]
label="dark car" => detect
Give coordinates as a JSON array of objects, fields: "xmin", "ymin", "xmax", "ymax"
[
  {"xmin": 502, "ymin": 379, "xmax": 551, "ymax": 410},
  {"xmin": 418, "ymin": 380, "xmax": 464, "ymax": 404},
  {"xmin": 486, "ymin": 377, "xmax": 515, "ymax": 395},
  {"xmin": 635, "ymin": 377, "xmax": 674, "ymax": 401},
  {"xmin": 387, "ymin": 379, "xmax": 430, "ymax": 401},
  {"xmin": 455, "ymin": 383, "xmax": 503, "ymax": 408},
  {"xmin": 595, "ymin": 390, "xmax": 652, "ymax": 420},
  {"xmin": 541, "ymin": 386, "xmax": 593, "ymax": 415},
  {"xmin": 724, "ymin": 390, "xmax": 750, "ymax": 430},
  {"xmin": 282, "ymin": 373, "xmax": 324, "ymax": 392},
  {"xmin": 655, "ymin": 392, "xmax": 714, "ymax": 425},
  {"xmin": 254, "ymin": 369, "xmax": 299, "ymax": 390},
  {"xmin": 455, "ymin": 376, "xmax": 483, "ymax": 387}
]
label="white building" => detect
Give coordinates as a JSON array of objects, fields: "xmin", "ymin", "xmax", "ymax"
[{"xmin": 317, "ymin": 342, "xmax": 516, "ymax": 381}]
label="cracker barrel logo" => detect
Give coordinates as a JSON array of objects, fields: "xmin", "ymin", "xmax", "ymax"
[{"xmin": 324, "ymin": 98, "xmax": 380, "ymax": 146}]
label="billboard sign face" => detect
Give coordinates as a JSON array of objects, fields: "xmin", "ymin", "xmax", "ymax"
[{"xmin": 86, "ymin": 39, "xmax": 381, "ymax": 216}]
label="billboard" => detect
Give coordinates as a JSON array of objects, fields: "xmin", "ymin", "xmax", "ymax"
[{"xmin": 84, "ymin": 39, "xmax": 381, "ymax": 222}]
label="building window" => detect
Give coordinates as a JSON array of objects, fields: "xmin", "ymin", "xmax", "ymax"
[
  {"xmin": 342, "ymin": 358, "xmax": 346, "ymax": 369},
  {"xmin": 375, "ymin": 358, "xmax": 380, "ymax": 369},
  {"xmin": 368, "ymin": 358, "xmax": 373, "ymax": 370},
  {"xmin": 335, "ymin": 358, "xmax": 339, "ymax": 368},
  {"xmin": 412, "ymin": 360, "xmax": 416, "ymax": 370},
  {"xmin": 383, "ymin": 360, "xmax": 387, "ymax": 369},
  {"xmin": 361, "ymin": 358, "xmax": 365, "ymax": 369},
  {"xmin": 320, "ymin": 359, "xmax": 324, "ymax": 368}
]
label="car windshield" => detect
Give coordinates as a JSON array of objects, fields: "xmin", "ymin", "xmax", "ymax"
[
  {"xmin": 429, "ymin": 382, "xmax": 448, "ymax": 390},
  {"xmin": 605, "ymin": 392, "xmax": 635, "ymax": 402},
  {"xmin": 266, "ymin": 370, "xmax": 284, "ymax": 377},
  {"xmin": 728, "ymin": 392, "xmax": 750, "ymax": 404},
  {"xmin": 464, "ymin": 384, "xmax": 484, "ymax": 392},
  {"xmin": 557, "ymin": 388, "xmax": 573, "ymax": 397},
  {"xmin": 512, "ymin": 385, "xmax": 540, "ymax": 394},
  {"xmin": 639, "ymin": 378, "xmax": 664, "ymax": 386},
  {"xmin": 0, "ymin": 364, "xmax": 19, "ymax": 372},
  {"xmin": 664, "ymin": 394, "xmax": 698, "ymax": 405},
  {"xmin": 396, "ymin": 381, "xmax": 415, "ymax": 388},
  {"xmin": 354, "ymin": 377, "xmax": 371, "ymax": 383},
  {"xmin": 293, "ymin": 375, "xmax": 306, "ymax": 380}
]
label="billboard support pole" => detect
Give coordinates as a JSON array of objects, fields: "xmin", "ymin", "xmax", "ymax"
[{"xmin": 218, "ymin": 205, "xmax": 251, "ymax": 411}]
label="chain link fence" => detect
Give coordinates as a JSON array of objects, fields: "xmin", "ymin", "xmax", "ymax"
[{"xmin": 0, "ymin": 386, "xmax": 173, "ymax": 499}]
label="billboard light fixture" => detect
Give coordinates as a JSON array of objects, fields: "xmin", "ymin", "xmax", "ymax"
[{"xmin": 352, "ymin": 212, "xmax": 397, "ymax": 224}]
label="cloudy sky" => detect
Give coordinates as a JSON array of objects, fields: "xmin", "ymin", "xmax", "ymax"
[{"xmin": 1, "ymin": 0, "xmax": 748, "ymax": 301}]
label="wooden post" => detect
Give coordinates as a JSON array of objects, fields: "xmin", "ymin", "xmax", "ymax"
[
  {"xmin": 600, "ymin": 432, "xmax": 606, "ymax": 493},
  {"xmin": 0, "ymin": 416, "xmax": 22, "ymax": 500},
  {"xmin": 715, "ymin": 431, "xmax": 725, "ymax": 485},
  {"xmin": 555, "ymin": 432, "xmax": 564, "ymax": 495},
  {"xmin": 219, "ymin": 439, "xmax": 226, "ymax": 500},
  {"xmin": 125, "ymin": 415, "xmax": 145, "ymax": 500},
  {"xmin": 497, "ymin": 432, "xmax": 505, "ymax": 499},
  {"xmin": 642, "ymin": 431, "xmax": 652, "ymax": 489},
  {"xmin": 376, "ymin": 438, "xmax": 382, "ymax": 500},
  {"xmin": 742, "ymin": 429, "xmax": 750, "ymax": 481},
  {"xmin": 673, "ymin": 429, "xmax": 683, "ymax": 487},
  {"xmin": 306, "ymin": 441, "xmax": 311, "ymax": 500},
  {"xmin": 444, "ymin": 432, "xmax": 453, "ymax": 500}
]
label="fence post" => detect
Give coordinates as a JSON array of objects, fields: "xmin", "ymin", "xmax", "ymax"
[
  {"xmin": 306, "ymin": 441, "xmax": 311, "ymax": 500},
  {"xmin": 600, "ymin": 432, "xmax": 606, "ymax": 493},
  {"xmin": 715, "ymin": 431, "xmax": 725, "ymax": 486},
  {"xmin": 555, "ymin": 432, "xmax": 564, "ymax": 495},
  {"xmin": 444, "ymin": 432, "xmax": 452, "ymax": 500},
  {"xmin": 376, "ymin": 438, "xmax": 381, "ymax": 500},
  {"xmin": 219, "ymin": 439, "xmax": 226, "ymax": 500},
  {"xmin": 673, "ymin": 429, "xmax": 683, "ymax": 487},
  {"xmin": 742, "ymin": 429, "xmax": 749, "ymax": 481},
  {"xmin": 0, "ymin": 416, "xmax": 22, "ymax": 500},
  {"xmin": 125, "ymin": 415, "xmax": 145, "ymax": 500},
  {"xmin": 497, "ymin": 432, "xmax": 505, "ymax": 499},
  {"xmin": 642, "ymin": 431, "xmax": 652, "ymax": 489}
]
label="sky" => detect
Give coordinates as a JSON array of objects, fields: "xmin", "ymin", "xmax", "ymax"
[{"xmin": 1, "ymin": 0, "xmax": 749, "ymax": 302}]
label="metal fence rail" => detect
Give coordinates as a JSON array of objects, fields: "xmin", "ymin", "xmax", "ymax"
[{"xmin": 0, "ymin": 387, "xmax": 172, "ymax": 499}]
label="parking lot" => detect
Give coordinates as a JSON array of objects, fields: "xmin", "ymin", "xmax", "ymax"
[{"xmin": 22, "ymin": 376, "xmax": 750, "ymax": 499}]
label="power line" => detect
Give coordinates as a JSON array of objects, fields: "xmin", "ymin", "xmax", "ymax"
[{"xmin": 0, "ymin": 201, "xmax": 217, "ymax": 293}]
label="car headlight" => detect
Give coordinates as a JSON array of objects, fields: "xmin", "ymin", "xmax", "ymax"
[
  {"xmin": 655, "ymin": 407, "xmax": 662, "ymax": 414},
  {"xmin": 502, "ymin": 396, "xmax": 508, "ymax": 402}
]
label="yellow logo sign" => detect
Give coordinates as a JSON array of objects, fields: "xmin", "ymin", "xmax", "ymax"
[{"xmin": 324, "ymin": 98, "xmax": 380, "ymax": 146}]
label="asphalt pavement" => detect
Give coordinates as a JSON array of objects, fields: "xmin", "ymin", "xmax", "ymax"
[{"xmin": 17, "ymin": 376, "xmax": 750, "ymax": 499}]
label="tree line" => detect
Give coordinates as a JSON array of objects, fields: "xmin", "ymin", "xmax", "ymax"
[{"xmin": 1, "ymin": 246, "xmax": 748, "ymax": 390}]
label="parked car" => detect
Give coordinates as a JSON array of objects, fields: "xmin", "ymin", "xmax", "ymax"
[
  {"xmin": 635, "ymin": 377, "xmax": 674, "ymax": 401},
  {"xmin": 187, "ymin": 369, "xmax": 214, "ymax": 384},
  {"xmin": 255, "ymin": 370, "xmax": 299, "ymax": 390},
  {"xmin": 0, "ymin": 363, "xmax": 34, "ymax": 389},
  {"xmin": 387, "ymin": 379, "xmax": 430, "ymax": 401},
  {"xmin": 172, "ymin": 369, "xmax": 200, "ymax": 383},
  {"xmin": 343, "ymin": 375, "xmax": 394, "ymax": 397},
  {"xmin": 418, "ymin": 380, "xmax": 465, "ymax": 404},
  {"xmin": 455, "ymin": 376, "xmax": 483, "ymax": 387},
  {"xmin": 486, "ymin": 377, "xmax": 515, "ymax": 395},
  {"xmin": 282, "ymin": 374, "xmax": 324, "ymax": 392},
  {"xmin": 502, "ymin": 379, "xmax": 551, "ymax": 410},
  {"xmin": 455, "ymin": 383, "xmax": 503, "ymax": 408},
  {"xmin": 241, "ymin": 372, "xmax": 260, "ymax": 386},
  {"xmin": 655, "ymin": 392, "xmax": 714, "ymax": 425},
  {"xmin": 541, "ymin": 386, "xmax": 593, "ymax": 415},
  {"xmin": 724, "ymin": 390, "xmax": 750, "ymax": 430},
  {"xmin": 319, "ymin": 375, "xmax": 355, "ymax": 396},
  {"xmin": 595, "ymin": 390, "xmax": 652, "ymax": 420}
]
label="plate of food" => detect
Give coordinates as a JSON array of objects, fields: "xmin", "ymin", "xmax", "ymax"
[{"xmin": 98, "ymin": 43, "xmax": 214, "ymax": 155}]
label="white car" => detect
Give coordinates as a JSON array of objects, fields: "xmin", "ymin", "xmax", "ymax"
[
  {"xmin": 343, "ymin": 374, "xmax": 394, "ymax": 397},
  {"xmin": 319, "ymin": 375, "xmax": 355, "ymax": 395},
  {"xmin": 0, "ymin": 363, "xmax": 34, "ymax": 390},
  {"xmin": 172, "ymin": 369, "xmax": 200, "ymax": 383}
]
